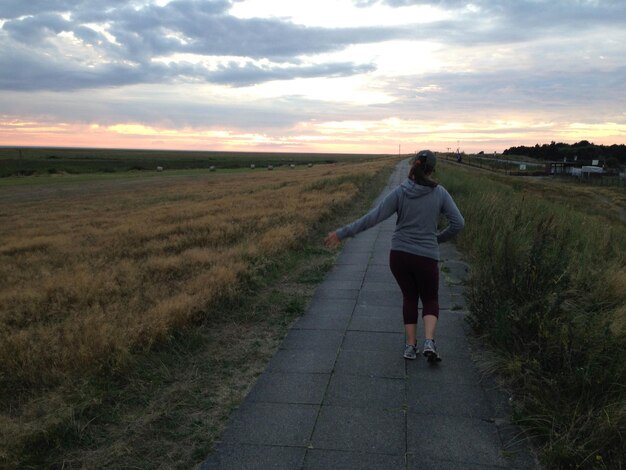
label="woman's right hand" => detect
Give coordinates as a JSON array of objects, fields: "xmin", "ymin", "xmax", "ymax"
[{"xmin": 324, "ymin": 231, "xmax": 341, "ymax": 249}]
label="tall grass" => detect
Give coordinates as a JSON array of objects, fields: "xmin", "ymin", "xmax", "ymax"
[
  {"xmin": 0, "ymin": 159, "xmax": 395, "ymax": 465},
  {"xmin": 439, "ymin": 165, "xmax": 626, "ymax": 468}
]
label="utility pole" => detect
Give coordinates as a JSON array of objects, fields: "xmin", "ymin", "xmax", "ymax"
[{"xmin": 398, "ymin": 144, "xmax": 401, "ymax": 157}]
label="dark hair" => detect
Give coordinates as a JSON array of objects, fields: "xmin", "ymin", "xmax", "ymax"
[{"xmin": 408, "ymin": 153, "xmax": 438, "ymax": 187}]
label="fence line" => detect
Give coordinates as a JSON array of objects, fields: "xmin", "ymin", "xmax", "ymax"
[{"xmin": 439, "ymin": 153, "xmax": 626, "ymax": 188}]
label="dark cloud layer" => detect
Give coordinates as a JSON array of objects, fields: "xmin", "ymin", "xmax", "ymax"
[
  {"xmin": 1, "ymin": 0, "xmax": 624, "ymax": 91},
  {"xmin": 359, "ymin": 0, "xmax": 626, "ymax": 44},
  {"xmin": 0, "ymin": 0, "xmax": 403, "ymax": 91}
]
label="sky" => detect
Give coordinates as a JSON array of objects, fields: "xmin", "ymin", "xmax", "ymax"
[{"xmin": 0, "ymin": 0, "xmax": 625, "ymax": 154}]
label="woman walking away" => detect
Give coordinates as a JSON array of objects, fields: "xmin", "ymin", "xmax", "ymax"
[{"xmin": 325, "ymin": 150, "xmax": 464, "ymax": 360}]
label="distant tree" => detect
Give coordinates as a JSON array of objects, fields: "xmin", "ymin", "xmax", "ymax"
[
  {"xmin": 502, "ymin": 141, "xmax": 626, "ymax": 164},
  {"xmin": 605, "ymin": 157, "xmax": 620, "ymax": 169}
]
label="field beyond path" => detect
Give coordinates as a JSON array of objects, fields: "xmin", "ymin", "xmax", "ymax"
[{"xmin": 0, "ymin": 157, "xmax": 398, "ymax": 466}]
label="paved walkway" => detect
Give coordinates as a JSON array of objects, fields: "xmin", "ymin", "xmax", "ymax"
[{"xmin": 203, "ymin": 161, "xmax": 538, "ymax": 469}]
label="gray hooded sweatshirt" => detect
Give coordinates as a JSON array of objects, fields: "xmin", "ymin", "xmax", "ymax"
[{"xmin": 336, "ymin": 179, "xmax": 464, "ymax": 261}]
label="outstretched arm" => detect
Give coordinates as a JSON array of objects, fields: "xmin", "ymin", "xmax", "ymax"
[{"xmin": 336, "ymin": 189, "xmax": 400, "ymax": 241}]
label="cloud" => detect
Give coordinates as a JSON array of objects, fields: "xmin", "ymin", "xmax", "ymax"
[
  {"xmin": 0, "ymin": 41, "xmax": 376, "ymax": 91},
  {"xmin": 0, "ymin": 0, "xmax": 402, "ymax": 91},
  {"xmin": 1, "ymin": 0, "xmax": 625, "ymax": 153},
  {"xmin": 207, "ymin": 61, "xmax": 377, "ymax": 86},
  {"xmin": 376, "ymin": 65, "xmax": 626, "ymax": 123},
  {"xmin": 4, "ymin": 0, "xmax": 622, "ymax": 92},
  {"xmin": 356, "ymin": 0, "xmax": 626, "ymax": 45}
]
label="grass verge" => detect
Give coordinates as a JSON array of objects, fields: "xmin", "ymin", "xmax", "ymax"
[{"xmin": 437, "ymin": 162, "xmax": 626, "ymax": 469}]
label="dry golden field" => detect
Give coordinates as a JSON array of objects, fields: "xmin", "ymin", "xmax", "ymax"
[
  {"xmin": 0, "ymin": 158, "xmax": 396, "ymax": 465},
  {"xmin": 0, "ymin": 161, "xmax": 395, "ymax": 387}
]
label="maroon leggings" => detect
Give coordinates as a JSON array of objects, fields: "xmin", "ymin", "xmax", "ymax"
[{"xmin": 389, "ymin": 250, "xmax": 439, "ymax": 324}]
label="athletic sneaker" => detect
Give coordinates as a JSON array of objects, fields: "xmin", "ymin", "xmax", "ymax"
[
  {"xmin": 403, "ymin": 343, "xmax": 419, "ymax": 360},
  {"xmin": 422, "ymin": 339, "xmax": 438, "ymax": 359}
]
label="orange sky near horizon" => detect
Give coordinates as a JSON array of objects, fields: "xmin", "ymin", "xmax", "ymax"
[{"xmin": 2, "ymin": 118, "xmax": 625, "ymax": 155}]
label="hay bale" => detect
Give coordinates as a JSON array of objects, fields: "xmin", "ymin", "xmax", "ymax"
[
  {"xmin": 267, "ymin": 165, "xmax": 273, "ymax": 170},
  {"xmin": 156, "ymin": 166, "xmax": 164, "ymax": 172}
]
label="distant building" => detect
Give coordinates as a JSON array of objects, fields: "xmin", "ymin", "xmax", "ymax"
[
  {"xmin": 580, "ymin": 166, "xmax": 604, "ymax": 179},
  {"xmin": 547, "ymin": 161, "xmax": 577, "ymax": 175}
]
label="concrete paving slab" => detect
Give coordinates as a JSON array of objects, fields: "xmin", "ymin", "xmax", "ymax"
[
  {"xmin": 311, "ymin": 287, "xmax": 360, "ymax": 301},
  {"xmin": 363, "ymin": 270, "xmax": 397, "ymax": 284},
  {"xmin": 325, "ymin": 374, "xmax": 405, "ymax": 409},
  {"xmin": 293, "ymin": 314, "xmax": 352, "ymax": 331},
  {"xmin": 339, "ymin": 244, "xmax": 375, "ymax": 255},
  {"xmin": 247, "ymin": 372, "xmax": 330, "ymax": 405},
  {"xmin": 352, "ymin": 304, "xmax": 398, "ymax": 318},
  {"xmin": 372, "ymin": 238, "xmax": 392, "ymax": 251},
  {"xmin": 303, "ymin": 449, "xmax": 405, "ymax": 469},
  {"xmin": 348, "ymin": 314, "xmax": 403, "ymax": 333},
  {"xmin": 335, "ymin": 250, "xmax": 372, "ymax": 265},
  {"xmin": 343, "ymin": 233, "xmax": 377, "ymax": 245},
  {"xmin": 345, "ymin": 236, "xmax": 378, "ymax": 248},
  {"xmin": 341, "ymin": 331, "xmax": 404, "ymax": 352},
  {"xmin": 325, "ymin": 264, "xmax": 367, "ymax": 277},
  {"xmin": 357, "ymin": 290, "xmax": 404, "ymax": 308},
  {"xmin": 348, "ymin": 228, "xmax": 379, "ymax": 240},
  {"xmin": 267, "ymin": 349, "xmax": 337, "ymax": 374},
  {"xmin": 305, "ymin": 297, "xmax": 355, "ymax": 317},
  {"xmin": 279, "ymin": 329, "xmax": 344, "ymax": 351},
  {"xmin": 370, "ymin": 251, "xmax": 391, "ymax": 266},
  {"xmin": 202, "ymin": 443, "xmax": 306, "ymax": 469},
  {"xmin": 359, "ymin": 281, "xmax": 401, "ymax": 293},
  {"xmin": 364, "ymin": 264, "xmax": 393, "ymax": 275},
  {"xmin": 323, "ymin": 270, "xmax": 365, "ymax": 283},
  {"xmin": 477, "ymin": 373, "xmax": 513, "ymax": 418},
  {"xmin": 316, "ymin": 279, "xmax": 363, "ymax": 290},
  {"xmin": 449, "ymin": 293, "xmax": 468, "ymax": 310},
  {"xmin": 406, "ymin": 354, "xmax": 484, "ymax": 385},
  {"xmin": 407, "ymin": 379, "xmax": 494, "ymax": 419},
  {"xmin": 219, "ymin": 402, "xmax": 318, "ymax": 447},
  {"xmin": 432, "ymin": 313, "xmax": 470, "ymax": 338},
  {"xmin": 439, "ymin": 243, "xmax": 462, "ymax": 259},
  {"xmin": 436, "ymin": 310, "xmax": 467, "ymax": 326},
  {"xmin": 407, "ymin": 413, "xmax": 510, "ymax": 467},
  {"xmin": 334, "ymin": 348, "xmax": 405, "ymax": 378},
  {"xmin": 448, "ymin": 284, "xmax": 467, "ymax": 296},
  {"xmin": 405, "ymin": 455, "xmax": 509, "ymax": 470},
  {"xmin": 311, "ymin": 406, "xmax": 405, "ymax": 454}
]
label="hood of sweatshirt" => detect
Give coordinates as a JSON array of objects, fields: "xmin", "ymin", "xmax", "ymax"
[{"xmin": 400, "ymin": 179, "xmax": 435, "ymax": 199}]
